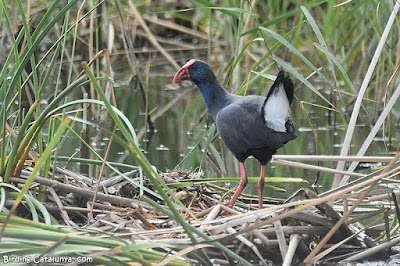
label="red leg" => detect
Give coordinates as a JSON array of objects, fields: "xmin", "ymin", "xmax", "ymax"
[
  {"xmin": 257, "ymin": 165, "xmax": 266, "ymax": 208},
  {"xmin": 228, "ymin": 162, "xmax": 248, "ymax": 208}
]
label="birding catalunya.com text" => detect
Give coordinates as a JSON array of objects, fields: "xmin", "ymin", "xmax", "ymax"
[{"xmin": 2, "ymin": 255, "xmax": 93, "ymax": 264}]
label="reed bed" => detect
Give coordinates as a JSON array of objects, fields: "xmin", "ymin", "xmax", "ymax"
[{"xmin": 5, "ymin": 156, "xmax": 400, "ymax": 265}]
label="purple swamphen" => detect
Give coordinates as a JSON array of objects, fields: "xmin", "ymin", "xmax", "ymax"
[{"xmin": 173, "ymin": 59, "xmax": 296, "ymax": 208}]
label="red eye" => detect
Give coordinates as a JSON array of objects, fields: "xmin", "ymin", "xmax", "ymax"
[{"xmin": 190, "ymin": 65, "xmax": 197, "ymax": 70}]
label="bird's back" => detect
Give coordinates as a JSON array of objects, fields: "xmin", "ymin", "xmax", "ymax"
[{"xmin": 216, "ymin": 72, "xmax": 296, "ymax": 164}]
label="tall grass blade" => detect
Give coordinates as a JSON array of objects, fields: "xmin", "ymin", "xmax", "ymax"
[
  {"xmin": 3, "ymin": 77, "xmax": 88, "ymax": 182},
  {"xmin": 81, "ymin": 62, "xmax": 213, "ymax": 264},
  {"xmin": 242, "ymin": 0, "xmax": 328, "ymax": 36},
  {"xmin": 209, "ymin": 142, "xmax": 228, "ymax": 177},
  {"xmin": 259, "ymin": 26, "xmax": 318, "ymax": 74},
  {"xmin": 301, "ymin": 6, "xmax": 337, "ymax": 84},
  {"xmin": 3, "ymin": 0, "xmax": 80, "ymax": 114},
  {"xmin": 0, "ymin": 214, "xmax": 187, "ymax": 265},
  {"xmin": 0, "ymin": 118, "xmax": 71, "ymax": 241},
  {"xmin": 273, "ymin": 57, "xmax": 336, "ymax": 109},
  {"xmin": 199, "ymin": 123, "xmax": 216, "ymax": 170},
  {"xmin": 2, "ymin": 100, "xmax": 39, "ymax": 181},
  {"xmin": 313, "ymin": 43, "xmax": 356, "ymax": 93}
]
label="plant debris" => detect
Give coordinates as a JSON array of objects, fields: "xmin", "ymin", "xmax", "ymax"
[{"xmin": 5, "ymin": 161, "xmax": 400, "ymax": 265}]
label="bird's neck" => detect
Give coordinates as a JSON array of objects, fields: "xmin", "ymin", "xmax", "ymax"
[{"xmin": 195, "ymin": 79, "xmax": 231, "ymax": 119}]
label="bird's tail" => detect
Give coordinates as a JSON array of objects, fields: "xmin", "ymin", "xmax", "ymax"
[
  {"xmin": 262, "ymin": 70, "xmax": 295, "ymax": 133},
  {"xmin": 266, "ymin": 70, "xmax": 294, "ymax": 104}
]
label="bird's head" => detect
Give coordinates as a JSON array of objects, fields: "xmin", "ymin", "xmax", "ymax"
[{"xmin": 173, "ymin": 59, "xmax": 216, "ymax": 85}]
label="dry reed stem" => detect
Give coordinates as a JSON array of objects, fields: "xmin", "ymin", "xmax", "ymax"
[
  {"xmin": 367, "ymin": 190, "xmax": 400, "ymax": 202},
  {"xmin": 52, "ymin": 167, "xmax": 94, "ymax": 186},
  {"xmin": 158, "ymin": 244, "xmax": 212, "ymax": 266},
  {"xmin": 210, "ymin": 209, "xmax": 282, "ymax": 235},
  {"xmin": 47, "ymin": 186, "xmax": 75, "ymax": 227},
  {"xmin": 200, "ymin": 204, "xmax": 221, "ymax": 232},
  {"xmin": 332, "ymin": 0, "xmax": 400, "ymax": 188},
  {"xmin": 339, "ymin": 80, "xmax": 400, "ymax": 186},
  {"xmin": 210, "ymin": 164, "xmax": 400, "ymax": 244},
  {"xmin": 89, "ymin": 0, "xmax": 95, "ymax": 109},
  {"xmin": 128, "ymin": 1, "xmax": 180, "ymax": 70},
  {"xmin": 313, "ymin": 213, "xmax": 383, "ymax": 262},
  {"xmin": 226, "ymin": 226, "xmax": 268, "ymax": 266},
  {"xmin": 320, "ymin": 161, "xmax": 400, "ymax": 198},
  {"xmin": 272, "ymin": 158, "xmax": 365, "ymax": 177},
  {"xmin": 384, "ymin": 210, "xmax": 391, "ymax": 241},
  {"xmin": 62, "ymin": 206, "xmax": 112, "ymax": 213},
  {"xmin": 305, "ymin": 150, "xmax": 400, "ymax": 263},
  {"xmin": 81, "ymin": 92, "xmax": 89, "ymax": 175},
  {"xmin": 343, "ymin": 235, "xmax": 400, "ymax": 262},
  {"xmin": 282, "ymin": 234, "xmax": 301, "ymax": 266},
  {"xmin": 273, "ymin": 155, "xmax": 395, "ymax": 162},
  {"xmin": 143, "ymin": 14, "xmax": 210, "ymax": 41},
  {"xmin": 347, "ymin": 208, "xmax": 392, "ymax": 225},
  {"xmin": 304, "ymin": 181, "xmax": 377, "ymax": 263},
  {"xmin": 88, "ymin": 49, "xmax": 116, "ymax": 223},
  {"xmin": 99, "ymin": 170, "xmax": 139, "ymax": 189},
  {"xmin": 114, "ymin": 0, "xmax": 137, "ymax": 72},
  {"xmin": 274, "ymin": 216, "xmax": 288, "ymax": 261},
  {"xmin": 252, "ymin": 229, "xmax": 272, "ymax": 246},
  {"xmin": 10, "ymin": 176, "xmax": 146, "ymax": 208}
]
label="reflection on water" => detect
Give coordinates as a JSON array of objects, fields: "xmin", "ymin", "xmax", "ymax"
[{"xmin": 108, "ymin": 56, "xmax": 399, "ymax": 199}]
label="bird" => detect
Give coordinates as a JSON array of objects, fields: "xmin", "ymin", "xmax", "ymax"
[{"xmin": 173, "ymin": 59, "xmax": 296, "ymax": 208}]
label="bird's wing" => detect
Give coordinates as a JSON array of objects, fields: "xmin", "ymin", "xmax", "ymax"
[{"xmin": 216, "ymin": 100, "xmax": 296, "ymax": 153}]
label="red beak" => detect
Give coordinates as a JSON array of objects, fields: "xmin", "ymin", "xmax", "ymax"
[
  {"xmin": 172, "ymin": 59, "xmax": 196, "ymax": 83},
  {"xmin": 173, "ymin": 67, "xmax": 190, "ymax": 83}
]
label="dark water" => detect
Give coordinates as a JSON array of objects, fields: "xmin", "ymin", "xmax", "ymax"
[{"xmin": 108, "ymin": 55, "xmax": 399, "ymax": 200}]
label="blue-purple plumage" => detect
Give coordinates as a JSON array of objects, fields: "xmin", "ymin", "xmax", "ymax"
[
  {"xmin": 174, "ymin": 60, "xmax": 296, "ymax": 165},
  {"xmin": 173, "ymin": 59, "xmax": 296, "ymax": 208},
  {"xmin": 216, "ymin": 95, "xmax": 296, "ymax": 164}
]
